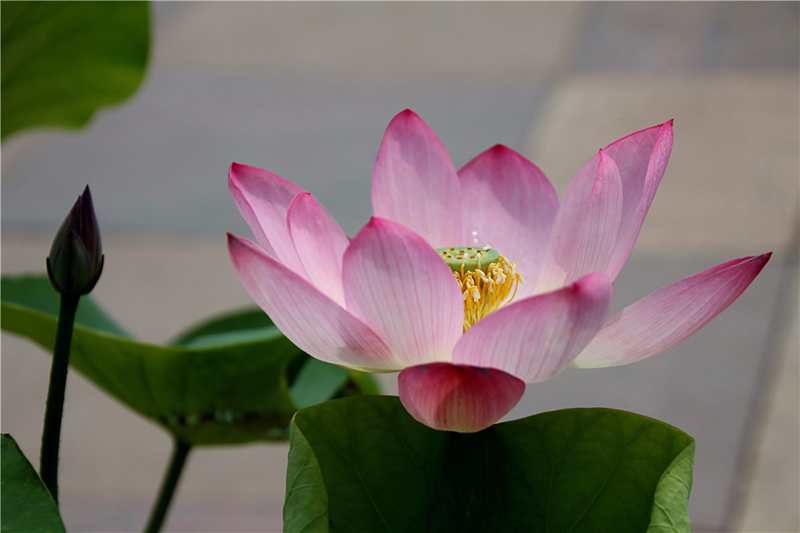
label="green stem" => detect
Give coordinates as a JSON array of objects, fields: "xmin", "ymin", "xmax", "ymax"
[
  {"xmin": 144, "ymin": 439, "xmax": 192, "ymax": 533},
  {"xmin": 39, "ymin": 293, "xmax": 80, "ymax": 506}
]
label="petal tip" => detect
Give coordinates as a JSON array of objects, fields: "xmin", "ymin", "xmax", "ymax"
[
  {"xmin": 595, "ymin": 148, "xmax": 621, "ymax": 172},
  {"xmin": 486, "ymin": 143, "xmax": 528, "ymax": 163},
  {"xmin": 363, "ymin": 215, "xmax": 385, "ymax": 230},
  {"xmin": 228, "ymin": 162, "xmax": 261, "ymax": 192},
  {"xmin": 659, "ymin": 119, "xmax": 675, "ymax": 142},
  {"xmin": 290, "ymin": 191, "xmax": 313, "ymax": 204},
  {"xmin": 228, "ymin": 161, "xmax": 246, "ymax": 180},
  {"xmin": 227, "ymin": 162, "xmax": 297, "ymax": 191},
  {"xmin": 490, "ymin": 143, "xmax": 511, "ymax": 154},
  {"xmin": 748, "ymin": 252, "xmax": 772, "ymax": 275},
  {"xmin": 227, "ymin": 233, "xmax": 265, "ymax": 259},
  {"xmin": 226, "ymin": 232, "xmax": 252, "ymax": 254},
  {"xmin": 227, "ymin": 163, "xmax": 241, "ymax": 189},
  {"xmin": 460, "ymin": 143, "xmax": 525, "ymax": 172},
  {"xmin": 384, "ymin": 109, "xmax": 439, "ymax": 140},
  {"xmin": 361, "ymin": 216, "xmax": 405, "ymax": 234},
  {"xmin": 226, "ymin": 233, "xmax": 250, "ymax": 266},
  {"xmin": 392, "ymin": 108, "xmax": 423, "ymax": 125}
]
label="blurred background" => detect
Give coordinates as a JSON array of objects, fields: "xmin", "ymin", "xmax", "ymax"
[{"xmin": 2, "ymin": 3, "xmax": 798, "ymax": 531}]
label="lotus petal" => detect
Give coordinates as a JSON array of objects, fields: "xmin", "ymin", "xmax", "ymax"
[
  {"xmin": 229, "ymin": 163, "xmax": 306, "ymax": 275},
  {"xmin": 228, "ymin": 233, "xmax": 397, "ymax": 371},
  {"xmin": 372, "ymin": 109, "xmax": 462, "ymax": 248},
  {"xmin": 454, "ymin": 272, "xmax": 613, "ymax": 382},
  {"xmin": 458, "ymin": 144, "xmax": 559, "ymax": 296},
  {"xmin": 287, "ymin": 192, "xmax": 349, "ymax": 306},
  {"xmin": 342, "ymin": 218, "xmax": 463, "ymax": 367},
  {"xmin": 572, "ymin": 254, "xmax": 771, "ymax": 368},
  {"xmin": 398, "ymin": 362, "xmax": 525, "ymax": 433}
]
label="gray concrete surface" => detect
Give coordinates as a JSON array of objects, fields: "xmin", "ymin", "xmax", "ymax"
[{"xmin": 2, "ymin": 3, "xmax": 798, "ymax": 532}]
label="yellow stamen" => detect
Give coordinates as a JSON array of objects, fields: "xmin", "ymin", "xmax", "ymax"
[{"xmin": 436, "ymin": 246, "xmax": 523, "ymax": 331}]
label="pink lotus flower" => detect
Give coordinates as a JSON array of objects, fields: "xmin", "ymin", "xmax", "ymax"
[{"xmin": 227, "ymin": 109, "xmax": 770, "ymax": 433}]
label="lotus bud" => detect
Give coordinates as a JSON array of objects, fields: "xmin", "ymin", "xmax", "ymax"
[{"xmin": 47, "ymin": 185, "xmax": 104, "ymax": 295}]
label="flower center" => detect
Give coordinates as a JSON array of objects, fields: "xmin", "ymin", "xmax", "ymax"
[{"xmin": 436, "ymin": 246, "xmax": 522, "ymax": 332}]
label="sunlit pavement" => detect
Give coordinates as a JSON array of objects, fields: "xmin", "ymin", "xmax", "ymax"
[{"xmin": 2, "ymin": 4, "xmax": 798, "ymax": 532}]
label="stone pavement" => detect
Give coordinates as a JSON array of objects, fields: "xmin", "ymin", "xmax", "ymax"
[{"xmin": 2, "ymin": 3, "xmax": 798, "ymax": 532}]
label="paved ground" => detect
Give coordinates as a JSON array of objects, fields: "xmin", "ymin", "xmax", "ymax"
[{"xmin": 2, "ymin": 3, "xmax": 798, "ymax": 532}]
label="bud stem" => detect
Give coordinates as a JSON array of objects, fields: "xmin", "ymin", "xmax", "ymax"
[
  {"xmin": 39, "ymin": 293, "xmax": 80, "ymax": 506},
  {"xmin": 144, "ymin": 439, "xmax": 192, "ymax": 533}
]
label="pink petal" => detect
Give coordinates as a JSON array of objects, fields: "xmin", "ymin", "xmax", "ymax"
[
  {"xmin": 228, "ymin": 163, "xmax": 307, "ymax": 276},
  {"xmin": 538, "ymin": 122, "xmax": 673, "ymax": 292},
  {"xmin": 572, "ymin": 253, "xmax": 771, "ymax": 368},
  {"xmin": 371, "ymin": 109, "xmax": 463, "ymax": 248},
  {"xmin": 453, "ymin": 272, "xmax": 613, "ymax": 382},
  {"xmin": 539, "ymin": 150, "xmax": 623, "ymax": 290},
  {"xmin": 398, "ymin": 362, "xmax": 526, "ymax": 433},
  {"xmin": 458, "ymin": 144, "xmax": 559, "ymax": 297},
  {"xmin": 227, "ymin": 233, "xmax": 397, "ymax": 371},
  {"xmin": 287, "ymin": 193, "xmax": 350, "ymax": 306},
  {"xmin": 342, "ymin": 217, "xmax": 463, "ymax": 367},
  {"xmin": 605, "ymin": 120, "xmax": 674, "ymax": 278}
]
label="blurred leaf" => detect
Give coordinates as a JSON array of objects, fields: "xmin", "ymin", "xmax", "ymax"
[
  {"xmin": 289, "ymin": 357, "xmax": 350, "ymax": 409},
  {"xmin": 171, "ymin": 307, "xmax": 378, "ymax": 408},
  {"xmin": 171, "ymin": 308, "xmax": 275, "ymax": 347},
  {"xmin": 1, "ymin": 434, "xmax": 66, "ymax": 533},
  {"xmin": 285, "ymin": 396, "xmax": 694, "ymax": 533},
  {"xmin": 2, "ymin": 274, "xmax": 128, "ymax": 336},
  {"xmin": 2, "ymin": 275, "xmax": 378, "ymax": 445},
  {"xmin": 1, "ymin": 1, "xmax": 150, "ymax": 139}
]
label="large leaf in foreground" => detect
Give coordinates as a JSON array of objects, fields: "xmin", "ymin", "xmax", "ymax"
[
  {"xmin": 1, "ymin": 2, "xmax": 150, "ymax": 139},
  {"xmin": 1, "ymin": 275, "xmax": 374, "ymax": 445},
  {"xmin": 1, "ymin": 434, "xmax": 66, "ymax": 533},
  {"xmin": 285, "ymin": 396, "xmax": 694, "ymax": 533}
]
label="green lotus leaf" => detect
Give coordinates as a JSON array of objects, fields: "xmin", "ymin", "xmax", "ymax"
[
  {"xmin": 285, "ymin": 396, "xmax": 695, "ymax": 533},
  {"xmin": 1, "ymin": 2, "xmax": 150, "ymax": 139},
  {"xmin": 1, "ymin": 275, "xmax": 377, "ymax": 445},
  {"xmin": 1, "ymin": 434, "xmax": 66, "ymax": 533}
]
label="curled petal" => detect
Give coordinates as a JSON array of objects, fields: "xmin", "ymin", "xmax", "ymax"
[
  {"xmin": 565, "ymin": 150, "xmax": 623, "ymax": 284},
  {"xmin": 572, "ymin": 253, "xmax": 771, "ymax": 368},
  {"xmin": 343, "ymin": 218, "xmax": 463, "ymax": 367},
  {"xmin": 372, "ymin": 109, "xmax": 463, "ymax": 247},
  {"xmin": 605, "ymin": 120, "xmax": 674, "ymax": 278},
  {"xmin": 287, "ymin": 192, "xmax": 350, "ymax": 306},
  {"xmin": 538, "ymin": 121, "xmax": 673, "ymax": 291},
  {"xmin": 541, "ymin": 150, "xmax": 624, "ymax": 290},
  {"xmin": 398, "ymin": 362, "xmax": 526, "ymax": 433},
  {"xmin": 228, "ymin": 163, "xmax": 307, "ymax": 275},
  {"xmin": 458, "ymin": 144, "xmax": 559, "ymax": 296},
  {"xmin": 228, "ymin": 233, "xmax": 397, "ymax": 371},
  {"xmin": 454, "ymin": 272, "xmax": 613, "ymax": 382}
]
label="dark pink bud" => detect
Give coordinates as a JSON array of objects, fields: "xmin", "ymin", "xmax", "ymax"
[{"xmin": 47, "ymin": 185, "xmax": 104, "ymax": 295}]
